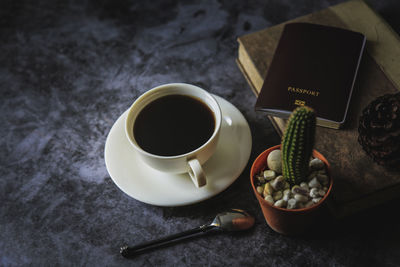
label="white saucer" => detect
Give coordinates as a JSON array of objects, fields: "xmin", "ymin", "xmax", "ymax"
[{"xmin": 104, "ymin": 95, "xmax": 252, "ymax": 206}]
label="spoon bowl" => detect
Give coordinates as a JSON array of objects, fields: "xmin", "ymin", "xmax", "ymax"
[{"xmin": 211, "ymin": 209, "xmax": 255, "ymax": 231}]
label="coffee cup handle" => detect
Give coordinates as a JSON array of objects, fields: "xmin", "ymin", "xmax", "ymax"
[{"xmin": 187, "ymin": 158, "xmax": 206, "ymax": 188}]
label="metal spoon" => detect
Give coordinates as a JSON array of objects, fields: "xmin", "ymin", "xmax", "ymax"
[{"xmin": 120, "ymin": 209, "xmax": 255, "ymax": 258}]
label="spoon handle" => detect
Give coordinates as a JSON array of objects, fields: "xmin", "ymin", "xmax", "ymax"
[{"xmin": 120, "ymin": 224, "xmax": 217, "ymax": 258}]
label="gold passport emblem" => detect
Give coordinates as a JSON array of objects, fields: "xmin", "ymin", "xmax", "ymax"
[{"xmin": 294, "ymin": 99, "xmax": 305, "ymax": 106}]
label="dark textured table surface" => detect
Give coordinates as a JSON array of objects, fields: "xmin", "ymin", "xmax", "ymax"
[{"xmin": 2, "ymin": 0, "xmax": 400, "ymax": 266}]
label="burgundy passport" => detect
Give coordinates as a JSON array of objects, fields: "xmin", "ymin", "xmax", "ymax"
[{"xmin": 255, "ymin": 23, "xmax": 366, "ymax": 129}]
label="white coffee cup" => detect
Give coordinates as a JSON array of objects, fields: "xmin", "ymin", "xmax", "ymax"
[{"xmin": 125, "ymin": 83, "xmax": 222, "ymax": 188}]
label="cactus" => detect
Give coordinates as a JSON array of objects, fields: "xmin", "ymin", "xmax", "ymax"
[{"xmin": 281, "ymin": 106, "xmax": 316, "ymax": 186}]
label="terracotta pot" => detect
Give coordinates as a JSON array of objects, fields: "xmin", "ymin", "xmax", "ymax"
[{"xmin": 250, "ymin": 145, "xmax": 333, "ymax": 235}]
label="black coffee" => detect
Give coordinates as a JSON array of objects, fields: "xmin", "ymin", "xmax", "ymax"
[{"xmin": 133, "ymin": 94, "xmax": 215, "ymax": 156}]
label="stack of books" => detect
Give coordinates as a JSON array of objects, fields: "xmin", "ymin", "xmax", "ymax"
[{"xmin": 237, "ymin": 0, "xmax": 400, "ymax": 218}]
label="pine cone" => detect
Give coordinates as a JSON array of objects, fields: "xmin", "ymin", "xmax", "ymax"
[{"xmin": 358, "ymin": 92, "xmax": 400, "ymax": 168}]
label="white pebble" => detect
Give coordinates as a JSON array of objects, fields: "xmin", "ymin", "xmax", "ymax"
[
  {"xmin": 273, "ymin": 190, "xmax": 283, "ymax": 201},
  {"xmin": 318, "ymin": 189, "xmax": 326, "ymax": 196},
  {"xmin": 257, "ymin": 175, "xmax": 266, "ymax": 184},
  {"xmin": 271, "ymin": 175, "xmax": 285, "ymax": 190},
  {"xmin": 263, "ymin": 170, "xmax": 276, "ymax": 181},
  {"xmin": 291, "ymin": 185, "xmax": 300, "ymax": 193},
  {"xmin": 283, "ymin": 188, "xmax": 291, "ymax": 196},
  {"xmin": 294, "ymin": 194, "xmax": 309, "ymax": 203},
  {"xmin": 263, "ymin": 183, "xmax": 274, "ymax": 197},
  {"xmin": 309, "ymin": 158, "xmax": 325, "ymax": 170},
  {"xmin": 256, "ymin": 186, "xmax": 264, "ymax": 195},
  {"xmin": 292, "ymin": 185, "xmax": 309, "ymax": 196},
  {"xmin": 304, "ymin": 201, "xmax": 314, "ymax": 208},
  {"xmin": 282, "ymin": 189, "xmax": 292, "ymax": 201},
  {"xmin": 287, "ymin": 198, "xmax": 297, "ymax": 209},
  {"xmin": 297, "ymin": 202, "xmax": 305, "ymax": 209},
  {"xmin": 309, "ymin": 188, "xmax": 320, "ymax": 198},
  {"xmin": 308, "ymin": 171, "xmax": 318, "ymax": 181},
  {"xmin": 264, "ymin": 195, "xmax": 274, "ymax": 204},
  {"xmin": 274, "ymin": 199, "xmax": 287, "ymax": 208},
  {"xmin": 300, "ymin": 182, "xmax": 309, "ymax": 191},
  {"xmin": 308, "ymin": 177, "xmax": 322, "ymax": 188},
  {"xmin": 267, "ymin": 149, "xmax": 282, "ymax": 173},
  {"xmin": 317, "ymin": 174, "xmax": 329, "ymax": 186},
  {"xmin": 312, "ymin": 197, "xmax": 322, "ymax": 203}
]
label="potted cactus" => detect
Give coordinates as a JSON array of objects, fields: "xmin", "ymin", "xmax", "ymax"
[{"xmin": 250, "ymin": 106, "xmax": 333, "ymax": 235}]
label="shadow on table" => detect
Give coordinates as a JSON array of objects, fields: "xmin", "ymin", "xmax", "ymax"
[{"xmin": 305, "ymin": 197, "xmax": 400, "ymax": 240}]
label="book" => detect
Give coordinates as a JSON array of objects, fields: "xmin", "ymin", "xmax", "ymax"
[
  {"xmin": 237, "ymin": 0, "xmax": 400, "ymax": 218},
  {"xmin": 255, "ymin": 23, "xmax": 366, "ymax": 129}
]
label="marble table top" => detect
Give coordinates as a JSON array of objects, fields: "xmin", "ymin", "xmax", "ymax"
[{"xmin": 2, "ymin": 0, "xmax": 400, "ymax": 265}]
